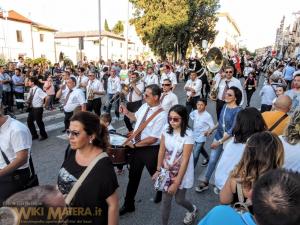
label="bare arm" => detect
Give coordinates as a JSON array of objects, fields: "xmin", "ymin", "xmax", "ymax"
[
  {"xmin": 220, "ymin": 177, "xmax": 235, "ymax": 204},
  {"xmin": 106, "ymin": 191, "xmax": 119, "ymax": 225},
  {"xmin": 0, "ymin": 150, "xmax": 28, "ymax": 177}
]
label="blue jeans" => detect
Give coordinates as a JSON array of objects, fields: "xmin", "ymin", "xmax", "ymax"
[
  {"xmin": 193, "ymin": 142, "xmax": 209, "ymax": 167},
  {"xmin": 203, "ymin": 143, "xmax": 223, "ymax": 182}
]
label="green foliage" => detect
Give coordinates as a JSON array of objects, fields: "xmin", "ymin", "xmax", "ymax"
[
  {"xmin": 130, "ymin": 0, "xmax": 219, "ymax": 59},
  {"xmin": 104, "ymin": 19, "xmax": 111, "ymax": 32},
  {"xmin": 0, "ymin": 56, "xmax": 7, "ymax": 66},
  {"xmin": 24, "ymin": 57, "xmax": 51, "ymax": 66},
  {"xmin": 112, "ymin": 20, "xmax": 124, "ymax": 35}
]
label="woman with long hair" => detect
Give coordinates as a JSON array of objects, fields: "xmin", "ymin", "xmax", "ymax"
[
  {"xmin": 219, "ymin": 131, "xmax": 284, "ymax": 211},
  {"xmin": 57, "ymin": 111, "xmax": 119, "ymax": 225},
  {"xmin": 153, "ymin": 105, "xmax": 197, "ymax": 225},
  {"xmin": 214, "ymin": 107, "xmax": 267, "ymax": 190},
  {"xmin": 244, "ymin": 71, "xmax": 257, "ymax": 107},
  {"xmin": 195, "ymin": 86, "xmax": 243, "ymax": 192}
]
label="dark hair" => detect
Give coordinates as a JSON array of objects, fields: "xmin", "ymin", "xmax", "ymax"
[
  {"xmin": 70, "ymin": 111, "xmax": 109, "ymax": 150},
  {"xmin": 146, "ymin": 84, "xmax": 161, "ymax": 98},
  {"xmin": 100, "ymin": 113, "xmax": 112, "ymax": 124},
  {"xmin": 253, "ymin": 169, "xmax": 300, "ymax": 225},
  {"xmin": 29, "ymin": 77, "xmax": 39, "ymax": 85},
  {"xmin": 277, "ymin": 84, "xmax": 287, "ymax": 91},
  {"xmin": 228, "ymin": 86, "xmax": 242, "ymax": 105},
  {"xmin": 295, "ymin": 74, "xmax": 300, "ymax": 78},
  {"xmin": 78, "ymin": 67, "xmax": 85, "ymax": 73},
  {"xmin": 197, "ymin": 98, "xmax": 207, "ymax": 105},
  {"xmin": 167, "ymin": 104, "xmax": 189, "ymax": 137},
  {"xmin": 163, "ymin": 78, "xmax": 172, "ymax": 83},
  {"xmin": 232, "ymin": 107, "xmax": 267, "ymax": 143},
  {"xmin": 63, "ymin": 71, "xmax": 71, "ymax": 76},
  {"xmin": 15, "ymin": 68, "xmax": 21, "ymax": 73},
  {"xmin": 70, "ymin": 77, "xmax": 77, "ymax": 86}
]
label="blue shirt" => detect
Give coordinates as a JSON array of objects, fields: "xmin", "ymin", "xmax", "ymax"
[
  {"xmin": 12, "ymin": 74, "xmax": 25, "ymax": 93},
  {"xmin": 198, "ymin": 205, "xmax": 256, "ymax": 225},
  {"xmin": 283, "ymin": 66, "xmax": 296, "ymax": 81},
  {"xmin": 215, "ymin": 105, "xmax": 241, "ymax": 141}
]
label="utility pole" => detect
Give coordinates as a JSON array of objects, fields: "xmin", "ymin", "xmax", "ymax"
[
  {"xmin": 125, "ymin": 0, "xmax": 129, "ymax": 64},
  {"xmin": 98, "ymin": 0, "xmax": 102, "ymax": 64}
]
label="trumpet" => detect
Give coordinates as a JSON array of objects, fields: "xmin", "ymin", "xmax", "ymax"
[{"xmin": 122, "ymin": 76, "xmax": 142, "ymax": 95}]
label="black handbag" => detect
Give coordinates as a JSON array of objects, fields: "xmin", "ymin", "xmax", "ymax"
[{"xmin": 0, "ymin": 149, "xmax": 39, "ymax": 190}]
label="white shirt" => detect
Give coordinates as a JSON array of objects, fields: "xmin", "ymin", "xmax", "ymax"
[
  {"xmin": 160, "ymin": 91, "xmax": 178, "ymax": 113},
  {"xmin": 217, "ymin": 77, "xmax": 244, "ymax": 105},
  {"xmin": 124, "ymin": 78, "xmax": 144, "ymax": 102},
  {"xmin": 0, "ymin": 116, "xmax": 32, "ymax": 170},
  {"xmin": 160, "ymin": 72, "xmax": 177, "ymax": 86},
  {"xmin": 162, "ymin": 127, "xmax": 194, "ymax": 189},
  {"xmin": 259, "ymin": 84, "xmax": 277, "ymax": 105},
  {"xmin": 144, "ymin": 74, "xmax": 159, "ymax": 86},
  {"xmin": 189, "ymin": 110, "xmax": 214, "ymax": 143},
  {"xmin": 107, "ymin": 76, "xmax": 121, "ymax": 94},
  {"xmin": 28, "ymin": 86, "xmax": 47, "ymax": 108},
  {"xmin": 0, "ymin": 73, "xmax": 12, "ymax": 92},
  {"xmin": 184, "ymin": 79, "xmax": 202, "ymax": 97},
  {"xmin": 134, "ymin": 103, "xmax": 167, "ymax": 145},
  {"xmin": 280, "ymin": 136, "xmax": 300, "ymax": 173},
  {"xmin": 214, "ymin": 139, "xmax": 246, "ymax": 189},
  {"xmin": 63, "ymin": 88, "xmax": 86, "ymax": 112},
  {"xmin": 76, "ymin": 75, "xmax": 89, "ymax": 92},
  {"xmin": 86, "ymin": 79, "xmax": 105, "ymax": 100}
]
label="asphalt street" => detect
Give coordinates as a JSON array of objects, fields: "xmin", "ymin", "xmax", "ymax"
[{"xmin": 20, "ymin": 75, "xmax": 263, "ymax": 225}]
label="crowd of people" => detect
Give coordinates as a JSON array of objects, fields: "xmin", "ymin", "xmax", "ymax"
[{"xmin": 0, "ymin": 53, "xmax": 300, "ymax": 225}]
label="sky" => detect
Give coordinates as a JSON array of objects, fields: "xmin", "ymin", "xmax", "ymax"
[{"xmin": 1, "ymin": 0, "xmax": 300, "ymax": 51}]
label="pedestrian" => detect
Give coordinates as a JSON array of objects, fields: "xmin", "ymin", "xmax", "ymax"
[
  {"xmin": 0, "ymin": 66, "xmax": 13, "ymax": 114},
  {"xmin": 243, "ymin": 71, "xmax": 256, "ymax": 107},
  {"xmin": 43, "ymin": 76, "xmax": 55, "ymax": 110},
  {"xmin": 106, "ymin": 68, "xmax": 121, "ymax": 119},
  {"xmin": 184, "ymin": 71, "xmax": 202, "ymax": 115},
  {"xmin": 259, "ymin": 74, "xmax": 279, "ymax": 112},
  {"xmin": 57, "ymin": 111, "xmax": 119, "ymax": 225},
  {"xmin": 285, "ymin": 74, "xmax": 300, "ymax": 114},
  {"xmin": 153, "ymin": 104, "xmax": 197, "ymax": 225},
  {"xmin": 160, "ymin": 78, "xmax": 178, "ymax": 113},
  {"xmin": 283, "ymin": 61, "xmax": 296, "ymax": 89},
  {"xmin": 12, "ymin": 68, "xmax": 25, "ymax": 112}
]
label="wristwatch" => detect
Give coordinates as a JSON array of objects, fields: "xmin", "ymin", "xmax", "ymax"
[{"xmin": 218, "ymin": 139, "xmax": 223, "ymax": 145}]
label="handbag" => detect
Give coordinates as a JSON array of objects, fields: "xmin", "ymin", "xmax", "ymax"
[{"xmin": 0, "ymin": 149, "xmax": 39, "ymax": 190}]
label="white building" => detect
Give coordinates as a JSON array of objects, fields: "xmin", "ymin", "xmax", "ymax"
[{"xmin": 0, "ymin": 10, "xmax": 56, "ymax": 62}]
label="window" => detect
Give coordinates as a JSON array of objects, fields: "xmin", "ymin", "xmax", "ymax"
[
  {"xmin": 40, "ymin": 34, "xmax": 44, "ymax": 42},
  {"xmin": 16, "ymin": 30, "xmax": 23, "ymax": 42}
]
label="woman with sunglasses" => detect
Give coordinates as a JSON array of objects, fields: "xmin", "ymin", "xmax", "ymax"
[
  {"xmin": 196, "ymin": 86, "xmax": 242, "ymax": 193},
  {"xmin": 153, "ymin": 104, "xmax": 197, "ymax": 225},
  {"xmin": 57, "ymin": 111, "xmax": 119, "ymax": 225},
  {"xmin": 219, "ymin": 131, "xmax": 284, "ymax": 212}
]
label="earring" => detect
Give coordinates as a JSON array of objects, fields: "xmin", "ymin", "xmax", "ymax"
[{"xmin": 89, "ymin": 139, "xmax": 93, "ymax": 144}]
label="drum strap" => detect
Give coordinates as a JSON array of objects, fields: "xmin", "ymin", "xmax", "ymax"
[{"xmin": 123, "ymin": 108, "xmax": 164, "ymax": 146}]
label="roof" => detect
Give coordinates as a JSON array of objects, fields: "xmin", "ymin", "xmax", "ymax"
[
  {"xmin": 33, "ymin": 22, "xmax": 58, "ymax": 32},
  {"xmin": 0, "ymin": 10, "xmax": 32, "ymax": 23},
  {"xmin": 55, "ymin": 30, "xmax": 134, "ymax": 43},
  {"xmin": 217, "ymin": 12, "xmax": 241, "ymax": 36}
]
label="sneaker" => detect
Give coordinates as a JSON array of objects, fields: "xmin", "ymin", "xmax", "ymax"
[
  {"xmin": 201, "ymin": 158, "xmax": 209, "ymax": 167},
  {"xmin": 195, "ymin": 182, "xmax": 209, "ymax": 193},
  {"xmin": 183, "ymin": 205, "xmax": 197, "ymax": 225}
]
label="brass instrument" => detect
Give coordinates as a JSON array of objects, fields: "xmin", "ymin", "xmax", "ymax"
[{"xmin": 121, "ymin": 76, "xmax": 142, "ymax": 95}]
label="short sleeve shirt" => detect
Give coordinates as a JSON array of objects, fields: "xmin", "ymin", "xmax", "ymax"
[
  {"xmin": 63, "ymin": 88, "xmax": 86, "ymax": 112},
  {"xmin": 189, "ymin": 110, "xmax": 214, "ymax": 143},
  {"xmin": 29, "ymin": 86, "xmax": 47, "ymax": 108}
]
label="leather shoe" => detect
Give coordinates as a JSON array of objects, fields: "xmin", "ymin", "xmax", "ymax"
[
  {"xmin": 39, "ymin": 136, "xmax": 48, "ymax": 141},
  {"xmin": 119, "ymin": 205, "xmax": 135, "ymax": 216},
  {"xmin": 154, "ymin": 191, "xmax": 162, "ymax": 203}
]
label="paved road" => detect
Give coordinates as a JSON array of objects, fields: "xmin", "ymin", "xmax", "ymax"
[{"xmin": 16, "ymin": 75, "xmax": 263, "ymax": 225}]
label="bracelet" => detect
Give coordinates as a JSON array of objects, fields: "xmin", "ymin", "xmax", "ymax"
[{"xmin": 218, "ymin": 139, "xmax": 223, "ymax": 145}]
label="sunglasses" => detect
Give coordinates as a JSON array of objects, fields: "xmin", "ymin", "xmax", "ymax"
[
  {"xmin": 162, "ymin": 83, "xmax": 171, "ymax": 86},
  {"xmin": 168, "ymin": 117, "xmax": 181, "ymax": 122},
  {"xmin": 66, "ymin": 129, "xmax": 80, "ymax": 137},
  {"xmin": 225, "ymin": 71, "xmax": 233, "ymax": 74}
]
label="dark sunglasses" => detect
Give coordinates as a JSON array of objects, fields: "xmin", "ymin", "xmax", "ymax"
[
  {"xmin": 66, "ymin": 129, "xmax": 80, "ymax": 137},
  {"xmin": 225, "ymin": 71, "xmax": 233, "ymax": 74},
  {"xmin": 168, "ymin": 117, "xmax": 181, "ymax": 122},
  {"xmin": 162, "ymin": 83, "xmax": 171, "ymax": 86}
]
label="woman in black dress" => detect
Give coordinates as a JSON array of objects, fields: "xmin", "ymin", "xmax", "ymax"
[{"xmin": 244, "ymin": 71, "xmax": 257, "ymax": 107}]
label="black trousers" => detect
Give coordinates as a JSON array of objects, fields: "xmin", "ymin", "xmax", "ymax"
[
  {"xmin": 124, "ymin": 145, "xmax": 159, "ymax": 206},
  {"xmin": 2, "ymin": 91, "xmax": 13, "ymax": 113},
  {"xmin": 14, "ymin": 92, "xmax": 24, "ymax": 109},
  {"xmin": 186, "ymin": 95, "xmax": 200, "ymax": 115},
  {"xmin": 64, "ymin": 111, "xmax": 74, "ymax": 130},
  {"xmin": 246, "ymin": 89, "xmax": 255, "ymax": 107},
  {"xmin": 27, "ymin": 107, "xmax": 47, "ymax": 138},
  {"xmin": 87, "ymin": 98, "xmax": 102, "ymax": 116},
  {"xmin": 124, "ymin": 100, "xmax": 143, "ymax": 132},
  {"xmin": 216, "ymin": 99, "xmax": 226, "ymax": 120}
]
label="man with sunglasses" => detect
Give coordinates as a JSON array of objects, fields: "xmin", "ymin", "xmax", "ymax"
[
  {"xmin": 160, "ymin": 79, "xmax": 178, "ymax": 113},
  {"xmin": 105, "ymin": 68, "xmax": 121, "ymax": 119},
  {"xmin": 76, "ymin": 67, "xmax": 89, "ymax": 94},
  {"xmin": 119, "ymin": 84, "xmax": 167, "ymax": 215},
  {"xmin": 160, "ymin": 65, "xmax": 177, "ymax": 91},
  {"xmin": 215, "ymin": 66, "xmax": 244, "ymax": 119},
  {"xmin": 184, "ymin": 71, "xmax": 202, "ymax": 115}
]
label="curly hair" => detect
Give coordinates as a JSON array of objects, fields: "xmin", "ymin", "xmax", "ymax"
[
  {"xmin": 284, "ymin": 110, "xmax": 300, "ymax": 145},
  {"xmin": 230, "ymin": 131, "xmax": 284, "ymax": 190}
]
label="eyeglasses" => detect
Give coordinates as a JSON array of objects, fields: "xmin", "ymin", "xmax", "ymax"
[
  {"xmin": 168, "ymin": 117, "xmax": 181, "ymax": 122},
  {"xmin": 225, "ymin": 71, "xmax": 233, "ymax": 74},
  {"xmin": 162, "ymin": 83, "xmax": 171, "ymax": 86},
  {"xmin": 225, "ymin": 93, "xmax": 233, "ymax": 97},
  {"xmin": 66, "ymin": 129, "xmax": 80, "ymax": 137}
]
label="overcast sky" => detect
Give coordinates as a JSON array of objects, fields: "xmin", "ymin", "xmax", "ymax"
[{"xmin": 1, "ymin": 0, "xmax": 300, "ymax": 51}]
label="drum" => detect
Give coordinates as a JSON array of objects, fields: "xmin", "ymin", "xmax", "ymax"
[{"xmin": 107, "ymin": 133, "xmax": 130, "ymax": 165}]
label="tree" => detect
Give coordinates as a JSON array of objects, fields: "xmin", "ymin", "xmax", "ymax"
[
  {"xmin": 112, "ymin": 20, "xmax": 124, "ymax": 35},
  {"xmin": 130, "ymin": 0, "xmax": 219, "ymax": 59},
  {"xmin": 104, "ymin": 19, "xmax": 110, "ymax": 32}
]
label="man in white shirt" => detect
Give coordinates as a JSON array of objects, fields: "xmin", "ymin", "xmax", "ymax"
[
  {"xmin": 76, "ymin": 67, "xmax": 89, "ymax": 94},
  {"xmin": 0, "ymin": 110, "xmax": 32, "ymax": 205},
  {"xmin": 56, "ymin": 77, "xmax": 86, "ymax": 132},
  {"xmin": 26, "ymin": 77, "xmax": 48, "ymax": 141},
  {"xmin": 160, "ymin": 78, "xmax": 178, "ymax": 113},
  {"xmin": 144, "ymin": 67, "xmax": 159, "ymax": 86},
  {"xmin": 124, "ymin": 71, "xmax": 144, "ymax": 132},
  {"xmin": 86, "ymin": 71, "xmax": 105, "ymax": 116},
  {"xmin": 215, "ymin": 66, "xmax": 244, "ymax": 119},
  {"xmin": 106, "ymin": 68, "xmax": 122, "ymax": 119},
  {"xmin": 119, "ymin": 84, "xmax": 167, "ymax": 215},
  {"xmin": 184, "ymin": 71, "xmax": 202, "ymax": 115},
  {"xmin": 160, "ymin": 65, "xmax": 177, "ymax": 91}
]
